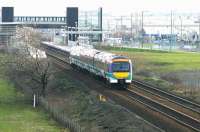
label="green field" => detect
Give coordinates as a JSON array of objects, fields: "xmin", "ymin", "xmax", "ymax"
[
  {"xmin": 102, "ymin": 47, "xmax": 200, "ymax": 73},
  {"xmin": 0, "ymin": 79, "xmax": 68, "ymax": 132}
]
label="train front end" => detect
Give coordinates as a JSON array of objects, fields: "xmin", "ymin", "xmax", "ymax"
[{"xmin": 107, "ymin": 57, "xmax": 132, "ymax": 87}]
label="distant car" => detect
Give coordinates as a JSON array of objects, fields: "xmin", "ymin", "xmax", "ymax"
[
  {"xmin": 153, "ymin": 40, "xmax": 161, "ymax": 44},
  {"xmin": 162, "ymin": 39, "xmax": 170, "ymax": 44},
  {"xmin": 182, "ymin": 45, "xmax": 193, "ymax": 50}
]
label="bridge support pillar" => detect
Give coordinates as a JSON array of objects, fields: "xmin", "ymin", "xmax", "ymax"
[
  {"xmin": 1, "ymin": 7, "xmax": 15, "ymax": 47},
  {"xmin": 1, "ymin": 7, "xmax": 14, "ymax": 22},
  {"xmin": 66, "ymin": 7, "xmax": 79, "ymax": 42},
  {"xmin": 98, "ymin": 7, "xmax": 103, "ymax": 42}
]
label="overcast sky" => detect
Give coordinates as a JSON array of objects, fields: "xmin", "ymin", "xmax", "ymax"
[{"xmin": 1, "ymin": 0, "xmax": 200, "ymax": 16}]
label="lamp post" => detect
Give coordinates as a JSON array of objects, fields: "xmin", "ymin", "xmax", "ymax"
[
  {"xmin": 141, "ymin": 11, "xmax": 144, "ymax": 48},
  {"xmin": 141, "ymin": 11, "xmax": 148, "ymax": 48},
  {"xmin": 170, "ymin": 11, "xmax": 174, "ymax": 51},
  {"xmin": 179, "ymin": 16, "xmax": 183, "ymax": 41},
  {"xmin": 194, "ymin": 19, "xmax": 200, "ymax": 41},
  {"xmin": 61, "ymin": 25, "xmax": 67, "ymax": 45},
  {"xmin": 130, "ymin": 13, "xmax": 133, "ymax": 44}
]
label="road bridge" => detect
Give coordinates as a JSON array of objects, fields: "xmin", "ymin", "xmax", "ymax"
[{"xmin": 1, "ymin": 7, "xmax": 103, "ymax": 45}]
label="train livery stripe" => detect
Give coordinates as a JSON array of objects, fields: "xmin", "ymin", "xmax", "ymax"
[{"xmin": 112, "ymin": 59, "xmax": 129, "ymax": 62}]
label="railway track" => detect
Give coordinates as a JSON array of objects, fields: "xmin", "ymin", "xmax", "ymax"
[
  {"xmin": 126, "ymin": 88, "xmax": 200, "ymax": 131},
  {"xmin": 132, "ymin": 80, "xmax": 200, "ymax": 112},
  {"xmin": 45, "ymin": 50, "xmax": 200, "ymax": 132},
  {"xmin": 128, "ymin": 80, "xmax": 200, "ymax": 131}
]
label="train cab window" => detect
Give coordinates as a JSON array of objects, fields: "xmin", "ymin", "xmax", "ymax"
[
  {"xmin": 111, "ymin": 62, "xmax": 130, "ymax": 72},
  {"xmin": 108, "ymin": 64, "xmax": 112, "ymax": 72}
]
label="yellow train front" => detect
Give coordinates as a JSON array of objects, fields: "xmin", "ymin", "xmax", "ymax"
[{"xmin": 105, "ymin": 56, "xmax": 132, "ymax": 88}]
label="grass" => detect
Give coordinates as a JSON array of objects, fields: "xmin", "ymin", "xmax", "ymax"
[
  {"xmin": 0, "ymin": 78, "xmax": 68, "ymax": 132},
  {"xmin": 0, "ymin": 80, "xmax": 16, "ymax": 97}
]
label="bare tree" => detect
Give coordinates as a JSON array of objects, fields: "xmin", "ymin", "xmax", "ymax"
[{"xmin": 8, "ymin": 26, "xmax": 53, "ymax": 97}]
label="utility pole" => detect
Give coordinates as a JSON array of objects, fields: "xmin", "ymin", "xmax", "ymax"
[
  {"xmin": 115, "ymin": 18, "xmax": 118, "ymax": 37},
  {"xmin": 194, "ymin": 18, "xmax": 200, "ymax": 42},
  {"xmin": 170, "ymin": 11, "xmax": 173, "ymax": 51},
  {"xmin": 121, "ymin": 16, "xmax": 123, "ymax": 40},
  {"xmin": 121, "ymin": 16, "xmax": 123, "ymax": 30},
  {"xmin": 135, "ymin": 12, "xmax": 139, "ymax": 41},
  {"xmin": 141, "ymin": 11, "xmax": 144, "ymax": 48},
  {"xmin": 131, "ymin": 13, "xmax": 133, "ymax": 44},
  {"xmin": 85, "ymin": 12, "xmax": 88, "ymax": 28},
  {"xmin": 198, "ymin": 17, "xmax": 200, "ymax": 42},
  {"xmin": 180, "ymin": 16, "xmax": 183, "ymax": 41},
  {"xmin": 75, "ymin": 21, "xmax": 78, "ymax": 42}
]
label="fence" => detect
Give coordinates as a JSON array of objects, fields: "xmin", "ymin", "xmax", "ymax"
[
  {"xmin": 10, "ymin": 77, "xmax": 82, "ymax": 132},
  {"xmin": 39, "ymin": 96, "xmax": 82, "ymax": 132},
  {"xmin": 177, "ymin": 70, "xmax": 200, "ymax": 97},
  {"xmin": 0, "ymin": 94, "xmax": 82, "ymax": 131}
]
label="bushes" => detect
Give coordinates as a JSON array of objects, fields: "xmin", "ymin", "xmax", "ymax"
[{"xmin": 52, "ymin": 78, "xmax": 76, "ymax": 92}]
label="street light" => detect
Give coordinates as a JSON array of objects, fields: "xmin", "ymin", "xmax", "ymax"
[
  {"xmin": 194, "ymin": 19, "xmax": 200, "ymax": 41},
  {"xmin": 170, "ymin": 11, "xmax": 174, "ymax": 51},
  {"xmin": 141, "ymin": 11, "xmax": 148, "ymax": 48},
  {"xmin": 179, "ymin": 16, "xmax": 183, "ymax": 41},
  {"xmin": 141, "ymin": 11, "xmax": 144, "ymax": 48}
]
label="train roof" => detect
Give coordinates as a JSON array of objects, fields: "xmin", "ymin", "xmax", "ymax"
[
  {"xmin": 41, "ymin": 41, "xmax": 71, "ymax": 53},
  {"xmin": 70, "ymin": 46, "xmax": 128, "ymax": 63},
  {"xmin": 42, "ymin": 41, "xmax": 129, "ymax": 63}
]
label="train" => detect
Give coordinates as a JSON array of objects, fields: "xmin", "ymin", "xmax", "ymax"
[{"xmin": 41, "ymin": 42, "xmax": 133, "ymax": 88}]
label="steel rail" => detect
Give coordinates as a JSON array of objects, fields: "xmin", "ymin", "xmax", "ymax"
[
  {"xmin": 126, "ymin": 89, "xmax": 200, "ymax": 132},
  {"xmin": 132, "ymin": 80, "xmax": 200, "ymax": 112}
]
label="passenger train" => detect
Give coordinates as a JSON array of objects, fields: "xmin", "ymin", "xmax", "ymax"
[{"xmin": 41, "ymin": 42, "xmax": 133, "ymax": 88}]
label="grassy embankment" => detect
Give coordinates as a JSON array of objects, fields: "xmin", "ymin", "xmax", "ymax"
[
  {"xmin": 0, "ymin": 53, "xmax": 68, "ymax": 132},
  {"xmin": 0, "ymin": 79, "xmax": 67, "ymax": 132}
]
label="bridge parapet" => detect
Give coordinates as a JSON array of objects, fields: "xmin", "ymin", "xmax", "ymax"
[{"xmin": 14, "ymin": 16, "xmax": 66, "ymax": 23}]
